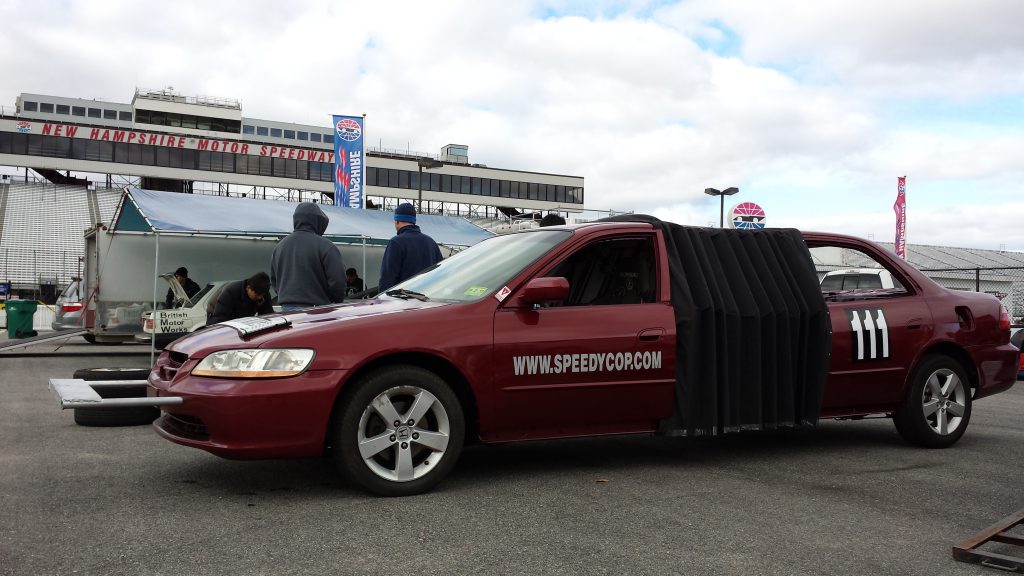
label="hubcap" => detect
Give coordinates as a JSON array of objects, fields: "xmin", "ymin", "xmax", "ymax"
[
  {"xmin": 356, "ymin": 385, "xmax": 450, "ymax": 483},
  {"xmin": 921, "ymin": 368, "xmax": 967, "ymax": 435}
]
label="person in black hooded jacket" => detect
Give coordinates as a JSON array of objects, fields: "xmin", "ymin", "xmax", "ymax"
[
  {"xmin": 208, "ymin": 272, "xmax": 274, "ymax": 325},
  {"xmin": 270, "ymin": 202, "xmax": 346, "ymax": 310}
]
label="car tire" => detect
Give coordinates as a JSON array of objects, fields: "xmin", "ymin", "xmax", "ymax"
[
  {"xmin": 83, "ymin": 334, "xmax": 96, "ymax": 344},
  {"xmin": 333, "ymin": 365, "xmax": 465, "ymax": 496},
  {"xmin": 893, "ymin": 354, "xmax": 972, "ymax": 448},
  {"xmin": 72, "ymin": 367, "xmax": 159, "ymax": 427},
  {"xmin": 73, "ymin": 367, "xmax": 151, "ymax": 381},
  {"xmin": 1010, "ymin": 329, "xmax": 1024, "ymax": 350}
]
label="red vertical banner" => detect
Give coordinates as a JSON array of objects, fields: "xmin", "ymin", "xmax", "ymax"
[{"xmin": 893, "ymin": 176, "xmax": 907, "ymax": 260}]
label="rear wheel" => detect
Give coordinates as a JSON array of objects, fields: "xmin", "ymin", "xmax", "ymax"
[
  {"xmin": 893, "ymin": 355, "xmax": 972, "ymax": 448},
  {"xmin": 72, "ymin": 367, "xmax": 158, "ymax": 427},
  {"xmin": 333, "ymin": 365, "xmax": 465, "ymax": 496}
]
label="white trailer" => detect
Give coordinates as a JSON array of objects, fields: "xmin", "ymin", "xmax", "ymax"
[{"xmin": 81, "ymin": 188, "xmax": 489, "ymax": 345}]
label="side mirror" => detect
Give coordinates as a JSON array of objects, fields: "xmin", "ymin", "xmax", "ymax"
[{"xmin": 517, "ymin": 277, "xmax": 569, "ymax": 307}]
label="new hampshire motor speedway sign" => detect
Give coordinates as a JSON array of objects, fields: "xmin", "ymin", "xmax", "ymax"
[
  {"xmin": 332, "ymin": 115, "xmax": 365, "ymax": 209},
  {"xmin": 0, "ymin": 119, "xmax": 338, "ymax": 163}
]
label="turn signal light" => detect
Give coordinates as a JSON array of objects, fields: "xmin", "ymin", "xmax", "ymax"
[{"xmin": 999, "ymin": 305, "xmax": 1011, "ymax": 331}]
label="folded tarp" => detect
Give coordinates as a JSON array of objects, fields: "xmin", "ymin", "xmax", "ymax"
[
  {"xmin": 114, "ymin": 188, "xmax": 493, "ymax": 247},
  {"xmin": 602, "ymin": 215, "xmax": 831, "ymax": 436}
]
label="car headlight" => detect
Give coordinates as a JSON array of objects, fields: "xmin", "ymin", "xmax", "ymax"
[{"xmin": 191, "ymin": 349, "xmax": 315, "ymax": 378}]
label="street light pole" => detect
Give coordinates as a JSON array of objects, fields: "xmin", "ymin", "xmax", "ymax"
[
  {"xmin": 416, "ymin": 157, "xmax": 444, "ymax": 210},
  {"xmin": 703, "ymin": 187, "xmax": 740, "ymax": 228}
]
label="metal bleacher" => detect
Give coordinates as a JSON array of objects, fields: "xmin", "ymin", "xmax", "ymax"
[
  {"xmin": 95, "ymin": 188, "xmax": 122, "ymax": 223},
  {"xmin": 0, "ymin": 182, "xmax": 98, "ymax": 288}
]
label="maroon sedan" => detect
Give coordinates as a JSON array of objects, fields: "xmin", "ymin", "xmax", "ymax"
[{"xmin": 149, "ymin": 221, "xmax": 1017, "ymax": 496}]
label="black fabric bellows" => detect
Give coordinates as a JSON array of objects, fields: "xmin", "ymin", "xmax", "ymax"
[{"xmin": 600, "ymin": 215, "xmax": 832, "ymax": 436}]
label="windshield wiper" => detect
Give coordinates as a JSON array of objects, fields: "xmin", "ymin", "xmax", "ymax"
[{"xmin": 385, "ymin": 289, "xmax": 430, "ymax": 301}]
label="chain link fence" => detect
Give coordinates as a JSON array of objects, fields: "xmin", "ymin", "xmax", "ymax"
[{"xmin": 917, "ymin": 267, "xmax": 1024, "ymax": 322}]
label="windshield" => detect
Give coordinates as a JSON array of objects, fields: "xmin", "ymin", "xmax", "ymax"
[
  {"xmin": 185, "ymin": 284, "xmax": 216, "ymax": 308},
  {"xmin": 380, "ymin": 230, "xmax": 571, "ymax": 303}
]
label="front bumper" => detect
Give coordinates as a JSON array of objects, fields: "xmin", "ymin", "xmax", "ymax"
[{"xmin": 149, "ymin": 355, "xmax": 348, "ymax": 459}]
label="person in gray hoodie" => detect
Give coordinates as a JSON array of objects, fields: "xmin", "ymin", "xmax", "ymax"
[{"xmin": 271, "ymin": 202, "xmax": 347, "ymax": 310}]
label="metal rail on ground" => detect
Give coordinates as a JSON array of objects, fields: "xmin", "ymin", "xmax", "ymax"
[
  {"xmin": 952, "ymin": 508, "xmax": 1024, "ymax": 573},
  {"xmin": 0, "ymin": 329, "xmax": 87, "ymax": 351}
]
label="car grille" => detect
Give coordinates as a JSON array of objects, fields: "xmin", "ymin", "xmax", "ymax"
[
  {"xmin": 155, "ymin": 351, "xmax": 188, "ymax": 383},
  {"xmin": 158, "ymin": 413, "xmax": 209, "ymax": 441}
]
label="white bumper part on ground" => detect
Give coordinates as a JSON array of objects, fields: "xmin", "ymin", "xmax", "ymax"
[{"xmin": 48, "ymin": 378, "xmax": 183, "ymax": 409}]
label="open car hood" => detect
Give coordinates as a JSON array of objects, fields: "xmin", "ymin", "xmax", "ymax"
[{"xmin": 161, "ymin": 273, "xmax": 191, "ymax": 307}]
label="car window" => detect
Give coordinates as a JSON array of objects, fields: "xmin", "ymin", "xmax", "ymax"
[
  {"xmin": 810, "ymin": 245, "xmax": 907, "ymax": 300},
  {"xmin": 381, "ymin": 230, "xmax": 571, "ymax": 303},
  {"xmin": 820, "ymin": 275, "xmax": 843, "ymax": 291},
  {"xmin": 857, "ymin": 274, "xmax": 883, "ymax": 289},
  {"xmin": 60, "ymin": 281, "xmax": 81, "ymax": 301},
  {"xmin": 543, "ymin": 236, "xmax": 657, "ymax": 306},
  {"xmin": 185, "ymin": 284, "xmax": 216, "ymax": 308}
]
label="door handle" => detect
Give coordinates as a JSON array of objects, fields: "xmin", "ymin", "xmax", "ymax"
[
  {"xmin": 906, "ymin": 318, "xmax": 923, "ymax": 330},
  {"xmin": 638, "ymin": 328, "xmax": 664, "ymax": 342}
]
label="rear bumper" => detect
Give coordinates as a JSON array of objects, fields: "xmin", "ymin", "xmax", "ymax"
[
  {"xmin": 51, "ymin": 315, "xmax": 83, "ymax": 331},
  {"xmin": 149, "ymin": 368, "xmax": 347, "ymax": 459},
  {"xmin": 972, "ymin": 343, "xmax": 1018, "ymax": 400},
  {"xmin": 135, "ymin": 332, "xmax": 186, "ymax": 349}
]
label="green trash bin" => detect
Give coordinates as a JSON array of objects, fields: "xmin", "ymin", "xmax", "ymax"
[{"xmin": 6, "ymin": 300, "xmax": 38, "ymax": 339}]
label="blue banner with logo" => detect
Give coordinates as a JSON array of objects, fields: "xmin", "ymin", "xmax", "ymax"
[{"xmin": 332, "ymin": 115, "xmax": 364, "ymax": 208}]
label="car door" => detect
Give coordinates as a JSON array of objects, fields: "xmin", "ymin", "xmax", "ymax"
[
  {"xmin": 490, "ymin": 233, "xmax": 677, "ymax": 440},
  {"xmin": 813, "ymin": 246, "xmax": 933, "ymax": 414}
]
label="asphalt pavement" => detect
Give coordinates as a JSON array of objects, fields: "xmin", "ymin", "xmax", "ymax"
[{"xmin": 1, "ymin": 338, "xmax": 1022, "ymax": 576}]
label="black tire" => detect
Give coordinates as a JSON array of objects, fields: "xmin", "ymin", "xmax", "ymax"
[
  {"xmin": 893, "ymin": 354, "xmax": 972, "ymax": 448},
  {"xmin": 333, "ymin": 365, "xmax": 465, "ymax": 496},
  {"xmin": 83, "ymin": 334, "xmax": 96, "ymax": 344},
  {"xmin": 73, "ymin": 367, "xmax": 151, "ymax": 381},
  {"xmin": 1011, "ymin": 329, "xmax": 1024, "ymax": 350},
  {"xmin": 72, "ymin": 367, "xmax": 158, "ymax": 427}
]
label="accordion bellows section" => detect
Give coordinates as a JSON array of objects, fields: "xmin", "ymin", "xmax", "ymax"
[{"xmin": 603, "ymin": 215, "xmax": 832, "ymax": 436}]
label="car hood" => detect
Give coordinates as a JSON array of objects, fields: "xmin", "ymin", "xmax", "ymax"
[
  {"xmin": 167, "ymin": 298, "xmax": 451, "ymax": 358},
  {"xmin": 162, "ymin": 273, "xmax": 190, "ymax": 303}
]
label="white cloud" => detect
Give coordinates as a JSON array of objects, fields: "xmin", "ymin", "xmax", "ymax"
[{"xmin": 1, "ymin": 0, "xmax": 1022, "ymax": 248}]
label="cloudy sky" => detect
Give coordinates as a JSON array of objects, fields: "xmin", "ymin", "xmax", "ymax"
[{"xmin": 2, "ymin": 0, "xmax": 1023, "ymax": 248}]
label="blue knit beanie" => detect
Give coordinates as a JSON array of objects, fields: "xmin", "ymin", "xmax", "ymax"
[{"xmin": 394, "ymin": 202, "xmax": 417, "ymax": 223}]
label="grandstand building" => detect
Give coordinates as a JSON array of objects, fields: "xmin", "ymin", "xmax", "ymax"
[
  {"xmin": 0, "ymin": 88, "xmax": 584, "ymax": 214},
  {"xmin": 0, "ymin": 88, "xmax": 585, "ymax": 299}
]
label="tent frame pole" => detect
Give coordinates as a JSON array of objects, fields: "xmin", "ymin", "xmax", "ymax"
[{"xmin": 151, "ymin": 233, "xmax": 159, "ymax": 367}]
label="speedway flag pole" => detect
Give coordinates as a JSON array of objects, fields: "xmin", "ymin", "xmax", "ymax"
[
  {"xmin": 893, "ymin": 176, "xmax": 907, "ymax": 260},
  {"xmin": 331, "ymin": 114, "xmax": 365, "ymax": 208}
]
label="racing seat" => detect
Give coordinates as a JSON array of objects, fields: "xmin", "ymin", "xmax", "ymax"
[{"xmin": 546, "ymin": 238, "xmax": 656, "ymax": 306}]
